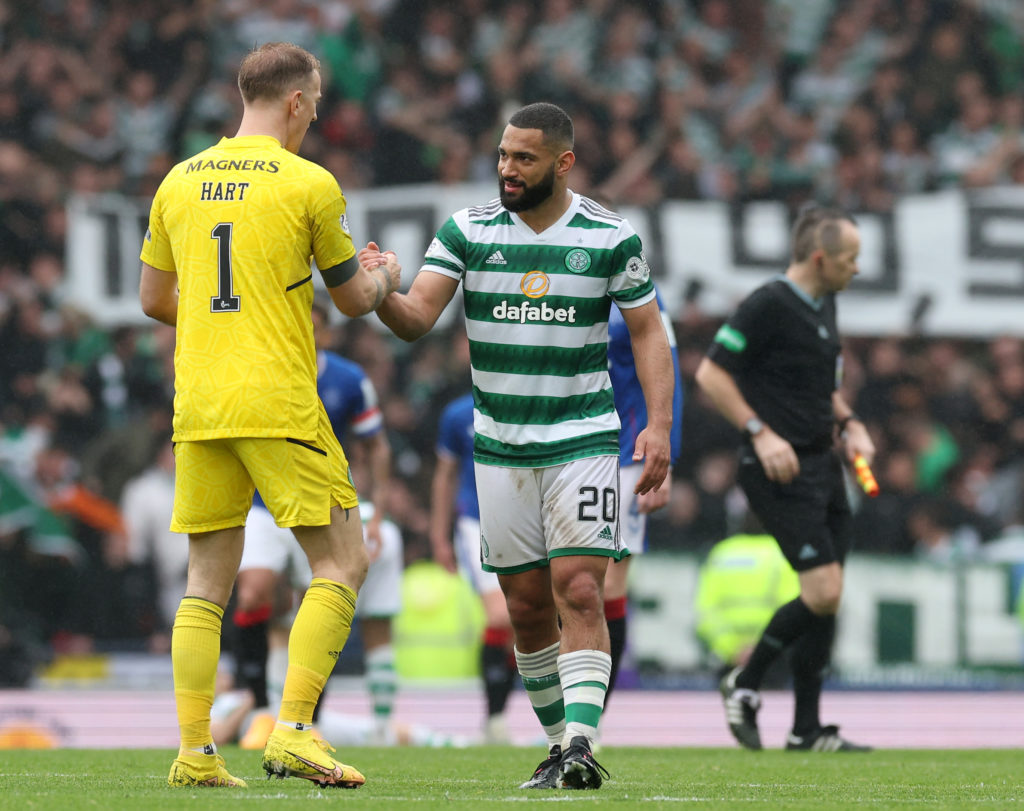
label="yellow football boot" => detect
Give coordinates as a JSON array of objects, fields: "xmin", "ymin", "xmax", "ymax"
[
  {"xmin": 262, "ymin": 725, "xmax": 365, "ymax": 788},
  {"xmin": 168, "ymin": 749, "xmax": 247, "ymax": 788}
]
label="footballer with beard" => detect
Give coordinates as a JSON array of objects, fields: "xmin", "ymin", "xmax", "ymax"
[{"xmin": 374, "ymin": 102, "xmax": 675, "ymax": 791}]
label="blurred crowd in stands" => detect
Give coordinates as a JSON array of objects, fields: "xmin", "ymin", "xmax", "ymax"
[{"xmin": 3, "ymin": 0, "xmax": 1024, "ymax": 672}]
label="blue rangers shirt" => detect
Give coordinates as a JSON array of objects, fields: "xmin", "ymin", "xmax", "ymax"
[
  {"xmin": 435, "ymin": 393, "xmax": 480, "ymax": 521},
  {"xmin": 607, "ymin": 288, "xmax": 684, "ymax": 468}
]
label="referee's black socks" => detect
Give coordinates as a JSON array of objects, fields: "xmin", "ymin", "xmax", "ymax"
[
  {"xmin": 735, "ymin": 597, "xmax": 817, "ymax": 690},
  {"xmin": 790, "ymin": 613, "xmax": 836, "ymax": 736}
]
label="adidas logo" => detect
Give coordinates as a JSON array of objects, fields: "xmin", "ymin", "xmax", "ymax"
[
  {"xmin": 485, "ymin": 250, "xmax": 507, "ymax": 264},
  {"xmin": 597, "ymin": 525, "xmax": 614, "ymax": 541},
  {"xmin": 798, "ymin": 544, "xmax": 818, "ymax": 560}
]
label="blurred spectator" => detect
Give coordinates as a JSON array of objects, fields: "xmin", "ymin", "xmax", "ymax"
[
  {"xmin": 983, "ymin": 4, "xmax": 1024, "ymax": 95},
  {"xmin": 317, "ymin": 5, "xmax": 386, "ymax": 105},
  {"xmin": 646, "ymin": 479, "xmax": 702, "ymax": 552},
  {"xmin": 776, "ymin": 107, "xmax": 834, "ymax": 201},
  {"xmin": 680, "ymin": 0, "xmax": 736, "ymax": 77},
  {"xmin": 113, "ymin": 70, "xmax": 183, "ymax": 186},
  {"xmin": 731, "ymin": 119, "xmax": 785, "ymax": 201},
  {"xmin": 932, "ymin": 91, "xmax": 1001, "ymax": 187},
  {"xmin": 82, "ymin": 325, "xmax": 165, "ymax": 432},
  {"xmin": 656, "ymin": 134, "xmax": 703, "ymax": 200},
  {"xmin": 231, "ymin": 0, "xmax": 318, "ymax": 57},
  {"xmin": 904, "ymin": 416, "xmax": 962, "ymax": 493},
  {"xmin": 912, "ymin": 22, "xmax": 983, "ymax": 132},
  {"xmin": 520, "ymin": 0, "xmax": 599, "ymax": 104},
  {"xmin": 714, "ymin": 50, "xmax": 778, "ymax": 144},
  {"xmin": 906, "ymin": 497, "xmax": 982, "ymax": 564},
  {"xmin": 591, "ymin": 5, "xmax": 657, "ymax": 109},
  {"xmin": 119, "ymin": 437, "xmax": 186, "ymax": 651},
  {"xmin": 851, "ymin": 447, "xmax": 922, "ymax": 555},
  {"xmin": 372, "ymin": 60, "xmax": 448, "ymax": 184},
  {"xmin": 0, "ymin": 464, "xmax": 80, "ymax": 674},
  {"xmin": 769, "ymin": 0, "xmax": 836, "ymax": 98},
  {"xmin": 882, "ymin": 119, "xmax": 933, "ymax": 194},
  {"xmin": 790, "ymin": 35, "xmax": 863, "ymax": 136},
  {"xmin": 856, "ymin": 60, "xmax": 909, "ymax": 139}
]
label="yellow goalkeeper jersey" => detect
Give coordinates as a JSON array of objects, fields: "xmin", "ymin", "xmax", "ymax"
[{"xmin": 140, "ymin": 135, "xmax": 356, "ymax": 442}]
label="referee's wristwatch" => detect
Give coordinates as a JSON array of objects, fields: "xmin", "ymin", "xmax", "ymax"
[{"xmin": 743, "ymin": 416, "xmax": 765, "ymax": 439}]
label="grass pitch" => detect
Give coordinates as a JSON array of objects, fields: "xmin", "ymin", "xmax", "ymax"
[{"xmin": 0, "ymin": 746, "xmax": 1021, "ymax": 809}]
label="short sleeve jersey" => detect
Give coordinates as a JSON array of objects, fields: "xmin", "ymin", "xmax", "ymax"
[
  {"xmin": 608, "ymin": 287, "xmax": 685, "ymax": 467},
  {"xmin": 140, "ymin": 135, "xmax": 356, "ymax": 442},
  {"xmin": 706, "ymin": 276, "xmax": 841, "ymax": 450},
  {"xmin": 421, "ymin": 192, "xmax": 656, "ymax": 467},
  {"xmin": 436, "ymin": 393, "xmax": 480, "ymax": 520}
]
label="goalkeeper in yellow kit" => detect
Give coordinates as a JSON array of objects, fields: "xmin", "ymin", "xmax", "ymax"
[{"xmin": 139, "ymin": 41, "xmax": 401, "ymax": 788}]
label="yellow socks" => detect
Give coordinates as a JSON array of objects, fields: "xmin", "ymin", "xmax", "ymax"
[
  {"xmin": 279, "ymin": 578, "xmax": 357, "ymax": 726},
  {"xmin": 171, "ymin": 597, "xmax": 223, "ymax": 751}
]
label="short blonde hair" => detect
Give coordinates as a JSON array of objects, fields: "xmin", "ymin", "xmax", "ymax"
[{"xmin": 237, "ymin": 42, "xmax": 320, "ymax": 104}]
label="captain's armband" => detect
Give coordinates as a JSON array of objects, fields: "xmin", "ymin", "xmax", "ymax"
[{"xmin": 320, "ymin": 255, "xmax": 360, "ymax": 288}]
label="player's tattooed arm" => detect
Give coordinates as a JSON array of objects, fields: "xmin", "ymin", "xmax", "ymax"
[{"xmin": 370, "ymin": 265, "xmax": 388, "ymax": 310}]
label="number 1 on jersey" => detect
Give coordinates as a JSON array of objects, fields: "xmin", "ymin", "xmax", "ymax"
[{"xmin": 211, "ymin": 222, "xmax": 240, "ymax": 312}]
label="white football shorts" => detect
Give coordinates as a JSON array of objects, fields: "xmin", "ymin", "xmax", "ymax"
[
  {"xmin": 453, "ymin": 515, "xmax": 500, "ymax": 594},
  {"xmin": 241, "ymin": 502, "xmax": 402, "ymax": 617},
  {"xmin": 618, "ymin": 462, "xmax": 648, "ymax": 555},
  {"xmin": 475, "ymin": 455, "xmax": 627, "ymax": 573}
]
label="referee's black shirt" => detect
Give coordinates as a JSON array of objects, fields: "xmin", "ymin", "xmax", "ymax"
[{"xmin": 706, "ymin": 276, "xmax": 840, "ymax": 452}]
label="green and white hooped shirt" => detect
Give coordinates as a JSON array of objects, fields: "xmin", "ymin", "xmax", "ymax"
[{"xmin": 422, "ymin": 192, "xmax": 655, "ymax": 468}]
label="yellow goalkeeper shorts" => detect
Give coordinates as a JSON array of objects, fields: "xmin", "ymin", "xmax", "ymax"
[{"xmin": 170, "ymin": 407, "xmax": 358, "ymax": 534}]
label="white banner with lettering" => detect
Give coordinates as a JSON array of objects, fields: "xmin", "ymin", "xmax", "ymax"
[
  {"xmin": 67, "ymin": 185, "xmax": 1024, "ymax": 336},
  {"xmin": 630, "ymin": 552, "xmax": 1024, "ymax": 683}
]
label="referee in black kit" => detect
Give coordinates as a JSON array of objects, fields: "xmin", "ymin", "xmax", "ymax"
[{"xmin": 695, "ymin": 205, "xmax": 874, "ymax": 752}]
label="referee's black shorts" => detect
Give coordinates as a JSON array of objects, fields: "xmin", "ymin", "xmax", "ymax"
[{"xmin": 737, "ymin": 446, "xmax": 852, "ymax": 572}]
